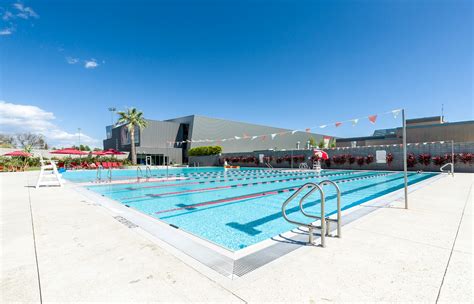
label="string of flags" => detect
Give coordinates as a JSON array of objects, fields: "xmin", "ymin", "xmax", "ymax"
[
  {"xmin": 166, "ymin": 109, "xmax": 403, "ymax": 146},
  {"xmin": 328, "ymin": 140, "xmax": 452, "ymax": 151}
]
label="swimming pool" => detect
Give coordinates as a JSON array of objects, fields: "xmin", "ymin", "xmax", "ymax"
[{"xmin": 66, "ymin": 168, "xmax": 437, "ymax": 251}]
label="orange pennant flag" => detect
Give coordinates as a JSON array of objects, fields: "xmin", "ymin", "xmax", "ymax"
[
  {"xmin": 368, "ymin": 115, "xmax": 377, "ymax": 124},
  {"xmin": 305, "ymin": 128, "xmax": 311, "ymax": 133},
  {"xmin": 335, "ymin": 122, "xmax": 342, "ymax": 127}
]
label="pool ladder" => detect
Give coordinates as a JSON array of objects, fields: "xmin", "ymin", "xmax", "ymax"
[
  {"xmin": 137, "ymin": 166, "xmax": 152, "ymax": 182},
  {"xmin": 96, "ymin": 166, "xmax": 112, "ymax": 183},
  {"xmin": 281, "ymin": 180, "xmax": 341, "ymax": 247}
]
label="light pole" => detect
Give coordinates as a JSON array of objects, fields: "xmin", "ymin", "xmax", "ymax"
[
  {"xmin": 296, "ymin": 141, "xmax": 300, "ymax": 150},
  {"xmin": 108, "ymin": 107, "xmax": 116, "ymax": 126},
  {"xmin": 402, "ymin": 109, "xmax": 408, "ymax": 209}
]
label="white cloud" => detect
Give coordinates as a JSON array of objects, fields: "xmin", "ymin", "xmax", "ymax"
[
  {"xmin": 84, "ymin": 59, "xmax": 99, "ymax": 69},
  {"xmin": 2, "ymin": 11, "xmax": 14, "ymax": 20},
  {"xmin": 0, "ymin": 28, "xmax": 13, "ymax": 35},
  {"xmin": 66, "ymin": 56, "xmax": 79, "ymax": 64},
  {"xmin": 13, "ymin": 2, "xmax": 39, "ymax": 19},
  {"xmin": 0, "ymin": 101, "xmax": 99, "ymax": 147}
]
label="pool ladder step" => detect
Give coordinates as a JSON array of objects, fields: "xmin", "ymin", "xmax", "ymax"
[{"xmin": 281, "ymin": 180, "xmax": 341, "ymax": 248}]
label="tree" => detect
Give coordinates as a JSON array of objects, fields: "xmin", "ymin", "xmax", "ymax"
[
  {"xmin": 15, "ymin": 133, "xmax": 47, "ymax": 150},
  {"xmin": 117, "ymin": 108, "xmax": 148, "ymax": 165},
  {"xmin": 309, "ymin": 137, "xmax": 316, "ymax": 148},
  {"xmin": 317, "ymin": 139, "xmax": 325, "ymax": 148},
  {"xmin": 0, "ymin": 134, "xmax": 16, "ymax": 148}
]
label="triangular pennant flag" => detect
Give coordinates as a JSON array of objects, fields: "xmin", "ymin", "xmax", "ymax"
[
  {"xmin": 243, "ymin": 133, "xmax": 249, "ymax": 139},
  {"xmin": 271, "ymin": 133, "xmax": 277, "ymax": 140},
  {"xmin": 335, "ymin": 122, "xmax": 342, "ymax": 127},
  {"xmin": 319, "ymin": 125, "xmax": 327, "ymax": 129},
  {"xmin": 261, "ymin": 135, "xmax": 267, "ymax": 141},
  {"xmin": 368, "ymin": 115, "xmax": 377, "ymax": 124},
  {"xmin": 351, "ymin": 119, "xmax": 359, "ymax": 126},
  {"xmin": 291, "ymin": 130, "xmax": 298, "ymax": 134},
  {"xmin": 305, "ymin": 128, "xmax": 311, "ymax": 133},
  {"xmin": 392, "ymin": 109, "xmax": 401, "ymax": 119},
  {"xmin": 222, "ymin": 139, "xmax": 227, "ymax": 142},
  {"xmin": 234, "ymin": 136, "xmax": 241, "ymax": 140},
  {"xmin": 251, "ymin": 136, "xmax": 258, "ymax": 140}
]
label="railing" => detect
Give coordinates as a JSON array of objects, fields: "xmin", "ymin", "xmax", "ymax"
[
  {"xmin": 299, "ymin": 163, "xmax": 309, "ymax": 169},
  {"xmin": 145, "ymin": 165, "xmax": 152, "ymax": 179},
  {"xmin": 96, "ymin": 165, "xmax": 103, "ymax": 182},
  {"xmin": 137, "ymin": 167, "xmax": 143, "ymax": 182},
  {"xmin": 107, "ymin": 167, "xmax": 112, "ymax": 182},
  {"xmin": 281, "ymin": 183, "xmax": 327, "ymax": 247},
  {"xmin": 319, "ymin": 180, "xmax": 342, "ymax": 238},
  {"xmin": 440, "ymin": 163, "xmax": 454, "ymax": 176},
  {"xmin": 265, "ymin": 162, "xmax": 273, "ymax": 169}
]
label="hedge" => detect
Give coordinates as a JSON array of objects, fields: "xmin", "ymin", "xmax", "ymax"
[{"xmin": 188, "ymin": 146, "xmax": 222, "ymax": 156}]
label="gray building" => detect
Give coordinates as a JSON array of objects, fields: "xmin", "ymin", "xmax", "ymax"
[
  {"xmin": 103, "ymin": 115, "xmax": 329, "ymax": 165},
  {"xmin": 336, "ymin": 116, "xmax": 474, "ymax": 147}
]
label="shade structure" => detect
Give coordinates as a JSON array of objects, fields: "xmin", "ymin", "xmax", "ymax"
[
  {"xmin": 3, "ymin": 150, "xmax": 32, "ymax": 157},
  {"xmin": 103, "ymin": 149, "xmax": 125, "ymax": 155},
  {"xmin": 313, "ymin": 149, "xmax": 329, "ymax": 160},
  {"xmin": 91, "ymin": 150, "xmax": 107, "ymax": 156},
  {"xmin": 50, "ymin": 148, "xmax": 88, "ymax": 155}
]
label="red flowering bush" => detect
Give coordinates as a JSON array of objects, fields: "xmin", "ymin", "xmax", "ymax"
[
  {"xmin": 459, "ymin": 153, "xmax": 473, "ymax": 164},
  {"xmin": 356, "ymin": 156, "xmax": 365, "ymax": 166},
  {"xmin": 386, "ymin": 153, "xmax": 394, "ymax": 166},
  {"xmin": 276, "ymin": 157, "xmax": 283, "ymax": 164},
  {"xmin": 348, "ymin": 155, "xmax": 356, "ymax": 165},
  {"xmin": 432, "ymin": 155, "xmax": 448, "ymax": 166},
  {"xmin": 365, "ymin": 154, "xmax": 374, "ymax": 165},
  {"xmin": 332, "ymin": 154, "xmax": 347, "ymax": 165},
  {"xmin": 417, "ymin": 153, "xmax": 431, "ymax": 166},
  {"xmin": 407, "ymin": 153, "xmax": 417, "ymax": 167}
]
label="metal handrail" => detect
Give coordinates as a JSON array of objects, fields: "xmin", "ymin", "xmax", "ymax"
[
  {"xmin": 440, "ymin": 163, "xmax": 454, "ymax": 176},
  {"xmin": 137, "ymin": 166, "xmax": 143, "ymax": 182},
  {"xmin": 96, "ymin": 166, "xmax": 102, "ymax": 182},
  {"xmin": 281, "ymin": 183, "xmax": 326, "ymax": 247},
  {"xmin": 319, "ymin": 180, "xmax": 342, "ymax": 238},
  {"xmin": 145, "ymin": 165, "xmax": 152, "ymax": 179},
  {"xmin": 299, "ymin": 163, "xmax": 308, "ymax": 169},
  {"xmin": 107, "ymin": 167, "xmax": 112, "ymax": 182},
  {"xmin": 265, "ymin": 162, "xmax": 273, "ymax": 169}
]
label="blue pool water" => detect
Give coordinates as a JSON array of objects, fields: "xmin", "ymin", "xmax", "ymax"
[{"xmin": 65, "ymin": 168, "xmax": 436, "ymax": 251}]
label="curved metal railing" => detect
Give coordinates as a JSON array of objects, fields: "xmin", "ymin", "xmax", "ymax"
[
  {"xmin": 96, "ymin": 165, "xmax": 102, "ymax": 182},
  {"xmin": 145, "ymin": 165, "xmax": 152, "ymax": 180},
  {"xmin": 319, "ymin": 180, "xmax": 342, "ymax": 238},
  {"xmin": 136, "ymin": 167, "xmax": 143, "ymax": 182},
  {"xmin": 282, "ymin": 183, "xmax": 327, "ymax": 247},
  {"xmin": 299, "ymin": 163, "xmax": 309, "ymax": 169},
  {"xmin": 107, "ymin": 167, "xmax": 112, "ymax": 182},
  {"xmin": 440, "ymin": 163, "xmax": 454, "ymax": 176}
]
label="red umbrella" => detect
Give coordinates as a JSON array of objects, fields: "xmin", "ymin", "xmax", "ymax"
[
  {"xmin": 3, "ymin": 150, "xmax": 32, "ymax": 157},
  {"xmin": 51, "ymin": 148, "xmax": 88, "ymax": 155},
  {"xmin": 313, "ymin": 149, "xmax": 329, "ymax": 160}
]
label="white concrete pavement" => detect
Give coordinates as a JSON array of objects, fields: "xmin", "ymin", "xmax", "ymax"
[{"xmin": 1, "ymin": 171, "xmax": 472, "ymax": 303}]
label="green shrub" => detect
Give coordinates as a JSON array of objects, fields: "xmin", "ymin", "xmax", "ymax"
[{"xmin": 188, "ymin": 146, "xmax": 222, "ymax": 156}]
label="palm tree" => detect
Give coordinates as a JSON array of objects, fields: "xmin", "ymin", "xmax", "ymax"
[{"xmin": 117, "ymin": 108, "xmax": 148, "ymax": 165}]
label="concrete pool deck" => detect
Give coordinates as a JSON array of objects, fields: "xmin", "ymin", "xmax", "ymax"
[{"xmin": 1, "ymin": 171, "xmax": 472, "ymax": 302}]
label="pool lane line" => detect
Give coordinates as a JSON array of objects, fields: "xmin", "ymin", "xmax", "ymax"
[
  {"xmin": 97, "ymin": 170, "xmax": 356, "ymax": 195},
  {"xmin": 120, "ymin": 171, "xmax": 375, "ymax": 200},
  {"xmin": 153, "ymin": 172, "xmax": 399, "ymax": 215},
  {"xmin": 121, "ymin": 170, "xmax": 357, "ymax": 191},
  {"xmin": 110, "ymin": 169, "xmax": 350, "ymax": 187}
]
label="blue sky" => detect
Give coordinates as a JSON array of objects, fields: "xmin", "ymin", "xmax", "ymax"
[{"xmin": 1, "ymin": 0, "xmax": 472, "ymax": 147}]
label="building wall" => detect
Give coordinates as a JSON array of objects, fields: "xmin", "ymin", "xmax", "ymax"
[
  {"xmin": 188, "ymin": 115, "xmax": 326, "ymax": 153},
  {"xmin": 190, "ymin": 142, "xmax": 474, "ymax": 173},
  {"xmin": 337, "ymin": 121, "xmax": 474, "ymax": 147}
]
